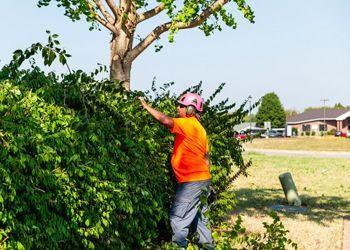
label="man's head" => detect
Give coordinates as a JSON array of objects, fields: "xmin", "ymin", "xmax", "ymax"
[{"xmin": 177, "ymin": 92, "xmax": 204, "ymax": 118}]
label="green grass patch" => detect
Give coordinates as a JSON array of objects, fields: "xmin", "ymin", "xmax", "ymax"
[
  {"xmin": 245, "ymin": 136, "xmax": 350, "ymax": 152},
  {"xmin": 231, "ymin": 152, "xmax": 350, "ymax": 249}
]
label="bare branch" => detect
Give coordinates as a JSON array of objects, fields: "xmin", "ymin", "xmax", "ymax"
[
  {"xmin": 94, "ymin": 0, "xmax": 115, "ymax": 24},
  {"xmin": 85, "ymin": 0, "xmax": 118, "ymax": 33},
  {"xmin": 105, "ymin": 0, "xmax": 120, "ymax": 19},
  {"xmin": 129, "ymin": 0, "xmax": 228, "ymax": 61},
  {"xmin": 128, "ymin": 22, "xmax": 171, "ymax": 61},
  {"xmin": 138, "ymin": 3, "xmax": 164, "ymax": 23},
  {"xmin": 96, "ymin": 14, "xmax": 119, "ymax": 33},
  {"xmin": 34, "ymin": 187, "xmax": 46, "ymax": 193}
]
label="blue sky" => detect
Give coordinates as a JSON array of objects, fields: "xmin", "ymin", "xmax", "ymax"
[{"xmin": 1, "ymin": 0, "xmax": 349, "ymax": 112}]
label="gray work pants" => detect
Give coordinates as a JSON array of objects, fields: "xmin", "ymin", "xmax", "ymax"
[{"xmin": 170, "ymin": 179, "xmax": 214, "ymax": 249}]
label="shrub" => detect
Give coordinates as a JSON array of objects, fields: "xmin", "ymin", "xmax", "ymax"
[
  {"xmin": 292, "ymin": 128, "xmax": 298, "ymax": 136},
  {"xmin": 0, "ymin": 36, "xmax": 295, "ymax": 249},
  {"xmin": 212, "ymin": 212, "xmax": 297, "ymax": 249},
  {"xmin": 0, "ymin": 69, "xmax": 252, "ymax": 248},
  {"xmin": 327, "ymin": 129, "xmax": 336, "ymax": 136},
  {"xmin": 0, "ymin": 79, "xmax": 175, "ymax": 249}
]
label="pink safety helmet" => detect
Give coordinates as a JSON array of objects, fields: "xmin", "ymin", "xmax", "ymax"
[{"xmin": 178, "ymin": 92, "xmax": 204, "ymax": 112}]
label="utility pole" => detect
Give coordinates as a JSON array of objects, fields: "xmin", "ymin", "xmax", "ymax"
[
  {"xmin": 320, "ymin": 98, "xmax": 329, "ymax": 134},
  {"xmin": 248, "ymin": 96, "xmax": 252, "ymax": 143}
]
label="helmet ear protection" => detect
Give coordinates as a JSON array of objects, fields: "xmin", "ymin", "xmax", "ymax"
[
  {"xmin": 178, "ymin": 92, "xmax": 204, "ymax": 113},
  {"xmin": 186, "ymin": 105, "xmax": 196, "ymax": 115}
]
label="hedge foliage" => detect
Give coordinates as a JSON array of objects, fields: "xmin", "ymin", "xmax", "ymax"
[
  {"xmin": 0, "ymin": 80, "xmax": 172, "ymax": 248},
  {"xmin": 0, "ymin": 35, "xmax": 296, "ymax": 249},
  {"xmin": 0, "ymin": 58, "xmax": 252, "ymax": 248}
]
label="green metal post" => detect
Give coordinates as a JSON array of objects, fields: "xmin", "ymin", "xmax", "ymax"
[{"xmin": 279, "ymin": 172, "xmax": 302, "ymax": 206}]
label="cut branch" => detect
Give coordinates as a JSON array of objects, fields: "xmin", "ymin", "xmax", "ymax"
[
  {"xmin": 138, "ymin": 3, "xmax": 164, "ymax": 23},
  {"xmin": 129, "ymin": 0, "xmax": 228, "ymax": 61}
]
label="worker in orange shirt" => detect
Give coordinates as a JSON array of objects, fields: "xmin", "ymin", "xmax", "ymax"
[{"xmin": 139, "ymin": 93, "xmax": 214, "ymax": 249}]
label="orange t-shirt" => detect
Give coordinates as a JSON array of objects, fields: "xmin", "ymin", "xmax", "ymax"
[{"xmin": 170, "ymin": 116, "xmax": 211, "ymax": 183}]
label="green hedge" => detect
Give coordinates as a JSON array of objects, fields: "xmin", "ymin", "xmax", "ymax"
[
  {"xmin": 0, "ymin": 79, "xmax": 177, "ymax": 248},
  {"xmin": 0, "ymin": 63, "xmax": 251, "ymax": 248},
  {"xmin": 0, "ymin": 35, "xmax": 298, "ymax": 249}
]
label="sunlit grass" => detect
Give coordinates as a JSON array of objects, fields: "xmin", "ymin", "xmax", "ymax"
[
  {"xmin": 244, "ymin": 136, "xmax": 350, "ymax": 151},
  {"xmin": 231, "ymin": 152, "xmax": 350, "ymax": 250}
]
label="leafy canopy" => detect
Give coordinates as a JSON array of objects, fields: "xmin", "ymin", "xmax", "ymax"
[
  {"xmin": 37, "ymin": 0, "xmax": 255, "ymax": 44},
  {"xmin": 36, "ymin": 0, "xmax": 255, "ymax": 89},
  {"xmin": 256, "ymin": 92, "xmax": 286, "ymax": 128}
]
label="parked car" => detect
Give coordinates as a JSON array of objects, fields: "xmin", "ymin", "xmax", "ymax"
[
  {"xmin": 335, "ymin": 131, "xmax": 342, "ymax": 137},
  {"xmin": 347, "ymin": 131, "xmax": 350, "ymax": 138},
  {"xmin": 234, "ymin": 131, "xmax": 247, "ymax": 140},
  {"xmin": 260, "ymin": 130, "xmax": 284, "ymax": 138}
]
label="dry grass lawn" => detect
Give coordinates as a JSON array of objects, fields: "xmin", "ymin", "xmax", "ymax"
[
  {"xmin": 244, "ymin": 136, "xmax": 350, "ymax": 152},
  {"xmin": 231, "ymin": 137, "xmax": 350, "ymax": 249}
]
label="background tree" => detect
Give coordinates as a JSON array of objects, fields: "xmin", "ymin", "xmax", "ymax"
[
  {"xmin": 256, "ymin": 92, "xmax": 286, "ymax": 128},
  {"xmin": 37, "ymin": 0, "xmax": 255, "ymax": 90},
  {"xmin": 304, "ymin": 106, "xmax": 327, "ymax": 112},
  {"xmin": 334, "ymin": 102, "xmax": 345, "ymax": 109},
  {"xmin": 285, "ymin": 109, "xmax": 298, "ymax": 119},
  {"xmin": 243, "ymin": 113, "xmax": 256, "ymax": 123},
  {"xmin": 304, "ymin": 103, "xmax": 349, "ymax": 112}
]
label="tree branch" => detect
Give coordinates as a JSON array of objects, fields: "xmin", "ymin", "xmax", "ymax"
[
  {"xmin": 120, "ymin": 0, "xmax": 132, "ymax": 22},
  {"xmin": 138, "ymin": 3, "xmax": 164, "ymax": 23},
  {"xmin": 85, "ymin": 0, "xmax": 118, "ymax": 33},
  {"xmin": 128, "ymin": 0, "xmax": 228, "ymax": 61},
  {"xmin": 94, "ymin": 0, "xmax": 115, "ymax": 24},
  {"xmin": 96, "ymin": 14, "xmax": 119, "ymax": 33},
  {"xmin": 118, "ymin": 0, "xmax": 136, "ymax": 38},
  {"xmin": 128, "ymin": 22, "xmax": 170, "ymax": 61},
  {"xmin": 173, "ymin": 0, "xmax": 228, "ymax": 29},
  {"xmin": 105, "ymin": 0, "xmax": 120, "ymax": 19}
]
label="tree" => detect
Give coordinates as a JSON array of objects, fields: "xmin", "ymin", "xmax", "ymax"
[
  {"xmin": 285, "ymin": 109, "xmax": 298, "ymax": 119},
  {"xmin": 334, "ymin": 102, "xmax": 345, "ymax": 109},
  {"xmin": 37, "ymin": 0, "xmax": 255, "ymax": 90},
  {"xmin": 305, "ymin": 103, "xmax": 349, "ymax": 112},
  {"xmin": 256, "ymin": 92, "xmax": 286, "ymax": 128},
  {"xmin": 243, "ymin": 113, "xmax": 256, "ymax": 123}
]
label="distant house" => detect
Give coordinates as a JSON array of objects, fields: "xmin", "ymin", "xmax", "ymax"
[{"xmin": 287, "ymin": 108, "xmax": 350, "ymax": 134}]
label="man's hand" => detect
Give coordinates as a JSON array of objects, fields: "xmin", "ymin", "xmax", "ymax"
[
  {"xmin": 138, "ymin": 96, "xmax": 174, "ymax": 129},
  {"xmin": 138, "ymin": 97, "xmax": 148, "ymax": 109}
]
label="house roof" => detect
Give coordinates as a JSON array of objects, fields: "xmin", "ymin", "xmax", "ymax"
[
  {"xmin": 234, "ymin": 122, "xmax": 256, "ymax": 132},
  {"xmin": 287, "ymin": 108, "xmax": 350, "ymax": 124}
]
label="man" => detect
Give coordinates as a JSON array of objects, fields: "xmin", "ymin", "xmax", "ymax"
[{"xmin": 139, "ymin": 93, "xmax": 214, "ymax": 249}]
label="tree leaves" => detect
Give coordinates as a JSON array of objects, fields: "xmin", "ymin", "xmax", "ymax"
[
  {"xmin": 256, "ymin": 92, "xmax": 286, "ymax": 128},
  {"xmin": 0, "ymin": 57, "xmax": 253, "ymax": 248},
  {"xmin": 0, "ymin": 78, "xmax": 173, "ymax": 249},
  {"xmin": 5, "ymin": 31, "xmax": 72, "ymax": 81}
]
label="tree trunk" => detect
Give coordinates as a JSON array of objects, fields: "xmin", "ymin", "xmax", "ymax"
[
  {"xmin": 110, "ymin": 32, "xmax": 133, "ymax": 90},
  {"xmin": 110, "ymin": 56, "xmax": 132, "ymax": 90}
]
